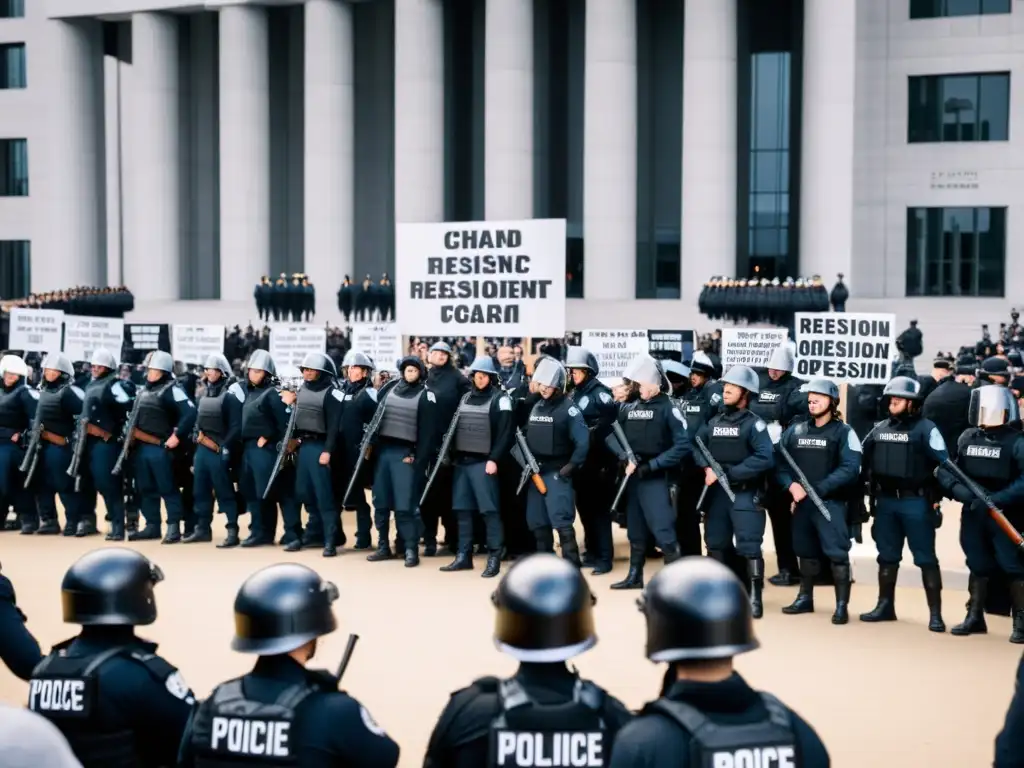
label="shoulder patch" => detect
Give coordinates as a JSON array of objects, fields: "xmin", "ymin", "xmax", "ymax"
[
  {"xmin": 70, "ymin": 385, "xmax": 84, "ymax": 400},
  {"xmin": 367, "ymin": 388, "xmax": 378, "ymax": 402},
  {"xmin": 172, "ymin": 386, "xmax": 189, "ymax": 403},
  {"xmin": 426, "ymin": 391, "xmax": 436, "ymax": 404},
  {"xmin": 110, "ymin": 381, "xmax": 130, "ymax": 404},
  {"xmin": 754, "ymin": 419, "xmax": 766, "ymax": 433},
  {"xmin": 928, "ymin": 426, "xmax": 947, "ymax": 452},
  {"xmin": 27, "ymin": 389, "xmax": 39, "ymax": 400},
  {"xmin": 599, "ymin": 391, "xmax": 612, "ymax": 405},
  {"xmin": 330, "ymin": 389, "xmax": 345, "ymax": 403},
  {"xmin": 359, "ymin": 705, "xmax": 388, "ymax": 737},
  {"xmin": 568, "ymin": 406, "xmax": 580, "ymax": 418},
  {"xmin": 164, "ymin": 670, "xmax": 194, "ymax": 703},
  {"xmin": 847, "ymin": 428, "xmax": 863, "ymax": 453},
  {"xmin": 228, "ymin": 382, "xmax": 246, "ymax": 403},
  {"xmin": 671, "ymin": 407, "xmax": 686, "ymax": 426},
  {"xmin": 794, "ymin": 421, "xmax": 808, "ymax": 436},
  {"xmin": 578, "ymin": 395, "xmax": 590, "ymax": 411},
  {"xmin": 499, "ymin": 396, "xmax": 512, "ymax": 412},
  {"xmin": 710, "ymin": 393, "xmax": 722, "ymax": 405}
]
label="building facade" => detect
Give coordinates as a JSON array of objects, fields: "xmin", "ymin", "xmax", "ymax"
[{"xmin": 0, "ymin": 0, "xmax": 1018, "ymax": 337}]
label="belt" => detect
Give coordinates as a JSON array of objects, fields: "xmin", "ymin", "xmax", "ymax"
[
  {"xmin": 197, "ymin": 432, "xmax": 220, "ymax": 453},
  {"xmin": 40, "ymin": 430, "xmax": 68, "ymax": 446},
  {"xmin": 86, "ymin": 423, "xmax": 113, "ymax": 441},
  {"xmin": 878, "ymin": 487, "xmax": 925, "ymax": 499},
  {"xmin": 131, "ymin": 428, "xmax": 164, "ymax": 446}
]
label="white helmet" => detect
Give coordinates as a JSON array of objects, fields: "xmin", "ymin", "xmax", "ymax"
[{"xmin": 0, "ymin": 354, "xmax": 28, "ymax": 378}]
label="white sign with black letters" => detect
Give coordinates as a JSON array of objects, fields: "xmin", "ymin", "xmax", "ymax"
[
  {"xmin": 269, "ymin": 324, "xmax": 327, "ymax": 378},
  {"xmin": 172, "ymin": 325, "xmax": 225, "ymax": 366},
  {"xmin": 794, "ymin": 312, "xmax": 896, "ymax": 385},
  {"xmin": 395, "ymin": 218, "xmax": 567, "ymax": 337},
  {"xmin": 720, "ymin": 327, "xmax": 789, "ymax": 370},
  {"xmin": 8, "ymin": 308, "xmax": 64, "ymax": 353},
  {"xmin": 62, "ymin": 315, "xmax": 125, "ymax": 362},
  {"xmin": 581, "ymin": 330, "xmax": 649, "ymax": 382},
  {"xmin": 350, "ymin": 323, "xmax": 402, "ymax": 373}
]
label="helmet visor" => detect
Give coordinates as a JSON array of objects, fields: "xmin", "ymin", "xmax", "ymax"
[
  {"xmin": 622, "ymin": 355, "xmax": 662, "ymax": 388},
  {"xmin": 533, "ymin": 358, "xmax": 565, "ymax": 389},
  {"xmin": 970, "ymin": 386, "xmax": 1018, "ymax": 428}
]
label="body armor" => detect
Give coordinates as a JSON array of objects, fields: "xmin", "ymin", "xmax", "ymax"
[
  {"xmin": 37, "ymin": 385, "xmax": 72, "ymax": 434},
  {"xmin": 959, "ymin": 427, "xmax": 1018, "ymax": 493},
  {"xmin": 378, "ymin": 389, "xmax": 423, "ymax": 443},
  {"xmin": 197, "ymin": 389, "xmax": 229, "ymax": 445},
  {"xmin": 135, "ymin": 381, "xmax": 175, "ymax": 440},
  {"xmin": 680, "ymin": 389, "xmax": 712, "ymax": 433},
  {"xmin": 83, "ymin": 378, "xmax": 120, "ymax": 438},
  {"xmin": 0, "ymin": 384, "xmax": 28, "ymax": 436},
  {"xmin": 870, "ymin": 420, "xmax": 930, "ymax": 489},
  {"xmin": 526, "ymin": 398, "xmax": 572, "ymax": 460},
  {"xmin": 455, "ymin": 396, "xmax": 493, "ymax": 456},
  {"xmin": 707, "ymin": 413, "xmax": 754, "ymax": 467},
  {"xmin": 242, "ymin": 388, "xmax": 277, "ymax": 440},
  {"xmin": 622, "ymin": 397, "xmax": 669, "ymax": 459},
  {"xmin": 788, "ymin": 421, "xmax": 842, "ymax": 491},
  {"xmin": 750, "ymin": 388, "xmax": 786, "ymax": 425},
  {"xmin": 293, "ymin": 386, "xmax": 329, "ymax": 435}
]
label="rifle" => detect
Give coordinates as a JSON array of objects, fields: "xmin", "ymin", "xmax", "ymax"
[
  {"xmin": 936, "ymin": 460, "xmax": 1024, "ymax": 552},
  {"xmin": 609, "ymin": 421, "xmax": 637, "ymax": 513},
  {"xmin": 111, "ymin": 396, "xmax": 144, "ymax": 476},
  {"xmin": 511, "ymin": 428, "xmax": 547, "ymax": 495},
  {"xmin": 335, "ymin": 634, "xmax": 360, "ymax": 687},
  {"xmin": 693, "ymin": 435, "xmax": 735, "ymax": 502},
  {"xmin": 777, "ymin": 441, "xmax": 832, "ymax": 523},
  {"xmin": 66, "ymin": 416, "xmax": 89, "ymax": 492},
  {"xmin": 340, "ymin": 393, "xmax": 390, "ymax": 506},
  {"xmin": 18, "ymin": 415, "xmax": 43, "ymax": 489},
  {"xmin": 420, "ymin": 392, "xmax": 471, "ymax": 506},
  {"xmin": 262, "ymin": 385, "xmax": 300, "ymax": 500}
]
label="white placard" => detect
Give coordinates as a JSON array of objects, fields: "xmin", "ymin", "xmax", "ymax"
[
  {"xmin": 350, "ymin": 323, "xmax": 403, "ymax": 372},
  {"xmin": 581, "ymin": 329, "xmax": 649, "ymax": 381},
  {"xmin": 8, "ymin": 308, "xmax": 64, "ymax": 353},
  {"xmin": 172, "ymin": 325, "xmax": 225, "ymax": 366},
  {"xmin": 395, "ymin": 218, "xmax": 567, "ymax": 336},
  {"xmin": 720, "ymin": 327, "xmax": 789, "ymax": 370},
  {"xmin": 794, "ymin": 312, "xmax": 896, "ymax": 385},
  {"xmin": 61, "ymin": 315, "xmax": 125, "ymax": 362},
  {"xmin": 269, "ymin": 324, "xmax": 328, "ymax": 378}
]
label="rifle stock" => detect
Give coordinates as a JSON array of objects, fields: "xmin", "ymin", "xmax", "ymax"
[
  {"xmin": 263, "ymin": 387, "xmax": 300, "ymax": 500},
  {"xmin": 513, "ymin": 429, "xmax": 546, "ymax": 496}
]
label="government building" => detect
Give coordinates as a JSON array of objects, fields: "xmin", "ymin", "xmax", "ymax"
[{"xmin": 0, "ymin": 0, "xmax": 1018, "ymax": 339}]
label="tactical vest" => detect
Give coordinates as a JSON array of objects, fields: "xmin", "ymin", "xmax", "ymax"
[
  {"xmin": 707, "ymin": 413, "xmax": 753, "ymax": 467},
  {"xmin": 750, "ymin": 387, "xmax": 786, "ymax": 425},
  {"xmin": 190, "ymin": 678, "xmax": 318, "ymax": 766},
  {"xmin": 488, "ymin": 677, "xmax": 608, "ymax": 768},
  {"xmin": 29, "ymin": 644, "xmax": 145, "ymax": 767},
  {"xmin": 455, "ymin": 395, "xmax": 493, "ymax": 456},
  {"xmin": 526, "ymin": 399, "xmax": 572, "ymax": 460},
  {"xmin": 870, "ymin": 420, "xmax": 929, "ymax": 489},
  {"xmin": 293, "ymin": 386, "xmax": 329, "ymax": 435},
  {"xmin": 37, "ymin": 385, "xmax": 71, "ymax": 433},
  {"xmin": 135, "ymin": 381, "xmax": 175, "ymax": 439},
  {"xmin": 379, "ymin": 389, "xmax": 423, "ymax": 443},
  {"xmin": 645, "ymin": 693, "xmax": 800, "ymax": 768},
  {"xmin": 788, "ymin": 422, "xmax": 842, "ymax": 490},
  {"xmin": 623, "ymin": 399, "xmax": 668, "ymax": 459},
  {"xmin": 571, "ymin": 381, "xmax": 611, "ymax": 427},
  {"xmin": 0, "ymin": 384, "xmax": 27, "ymax": 433},
  {"xmin": 958, "ymin": 428, "xmax": 1018, "ymax": 492},
  {"xmin": 198, "ymin": 388, "xmax": 229, "ymax": 444},
  {"xmin": 83, "ymin": 377, "xmax": 119, "ymax": 437},
  {"xmin": 681, "ymin": 390, "xmax": 711, "ymax": 433},
  {"xmin": 242, "ymin": 388, "xmax": 277, "ymax": 440}
]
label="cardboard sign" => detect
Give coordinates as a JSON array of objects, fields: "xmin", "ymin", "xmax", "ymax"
[
  {"xmin": 794, "ymin": 312, "xmax": 896, "ymax": 385},
  {"xmin": 8, "ymin": 308, "xmax": 64, "ymax": 353},
  {"xmin": 581, "ymin": 329, "xmax": 649, "ymax": 381},
  {"xmin": 269, "ymin": 324, "xmax": 328, "ymax": 379},
  {"xmin": 350, "ymin": 323, "xmax": 403, "ymax": 373},
  {"xmin": 720, "ymin": 328, "xmax": 789, "ymax": 370},
  {"xmin": 62, "ymin": 315, "xmax": 125, "ymax": 362},
  {"xmin": 172, "ymin": 325, "xmax": 225, "ymax": 366}
]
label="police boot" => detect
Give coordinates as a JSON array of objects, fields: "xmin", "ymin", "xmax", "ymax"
[
  {"xmin": 769, "ymin": 568, "xmax": 801, "ymax": 588},
  {"xmin": 748, "ymin": 558, "xmax": 765, "ymax": 620},
  {"xmin": 782, "ymin": 559, "xmax": 819, "ymax": 615},
  {"xmin": 19, "ymin": 515, "xmax": 38, "ymax": 535},
  {"xmin": 366, "ymin": 541, "xmax": 393, "ymax": 562},
  {"xmin": 105, "ymin": 519, "xmax": 125, "ymax": 542},
  {"xmin": 440, "ymin": 546, "xmax": 473, "ymax": 572},
  {"xmin": 162, "ymin": 522, "xmax": 182, "ymax": 544},
  {"xmin": 921, "ymin": 566, "xmax": 946, "ymax": 633},
  {"xmin": 534, "ymin": 528, "xmax": 555, "ymax": 554},
  {"xmin": 217, "ymin": 526, "xmax": 240, "ymax": 549},
  {"xmin": 662, "ymin": 543, "xmax": 683, "ymax": 565},
  {"xmin": 951, "ymin": 574, "xmax": 988, "ymax": 636},
  {"xmin": 859, "ymin": 564, "xmax": 899, "ymax": 623},
  {"xmin": 557, "ymin": 528, "xmax": 582, "ymax": 568},
  {"xmin": 182, "ymin": 523, "xmax": 212, "ymax": 544},
  {"xmin": 62, "ymin": 520, "xmax": 77, "ymax": 537},
  {"xmin": 404, "ymin": 547, "xmax": 420, "ymax": 568},
  {"xmin": 481, "ymin": 551, "xmax": 501, "ymax": 578},
  {"xmin": 37, "ymin": 515, "xmax": 60, "ymax": 535},
  {"xmin": 610, "ymin": 546, "xmax": 645, "ymax": 590},
  {"xmin": 128, "ymin": 523, "xmax": 161, "ymax": 541},
  {"xmin": 831, "ymin": 562, "xmax": 851, "ymax": 626},
  {"xmin": 1010, "ymin": 581, "xmax": 1024, "ymax": 644},
  {"xmin": 75, "ymin": 518, "xmax": 98, "ymax": 537}
]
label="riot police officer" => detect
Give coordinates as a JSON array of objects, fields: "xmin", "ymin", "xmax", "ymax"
[
  {"xmin": 938, "ymin": 386, "xmax": 1024, "ymax": 642},
  {"xmin": 281, "ymin": 352, "xmax": 346, "ymax": 557},
  {"xmin": 190, "ymin": 354, "xmax": 243, "ymax": 546},
  {"xmin": 28, "ymin": 548, "xmax": 195, "ymax": 767},
  {"xmin": 0, "ymin": 560, "xmax": 42, "ymax": 680},
  {"xmin": 693, "ymin": 365, "xmax": 775, "ymax": 619},
  {"xmin": 439, "ymin": 355, "xmax": 514, "ymax": 577},
  {"xmin": 521, "ymin": 357, "xmax": 589, "ymax": 563},
  {"xmin": 608, "ymin": 558, "xmax": 830, "ymax": 768},
  {"xmin": 423, "ymin": 553, "xmax": 633, "ymax": 768},
  {"xmin": 178, "ymin": 563, "xmax": 400, "ymax": 767},
  {"xmin": 609, "ymin": 354, "xmax": 691, "ymax": 590},
  {"xmin": 775, "ymin": 378, "xmax": 862, "ymax": 624},
  {"xmin": 859, "ymin": 376, "xmax": 949, "ymax": 630},
  {"xmin": 675, "ymin": 352, "xmax": 722, "ymax": 556},
  {"xmin": 748, "ymin": 344, "xmax": 807, "ymax": 587},
  {"xmin": 337, "ymin": 350, "xmax": 379, "ymax": 551},
  {"xmin": 0, "ymin": 355, "xmax": 40, "ymax": 534},
  {"xmin": 123, "ymin": 350, "xmax": 196, "ymax": 544},
  {"xmin": 565, "ymin": 346, "xmax": 619, "ymax": 575}
]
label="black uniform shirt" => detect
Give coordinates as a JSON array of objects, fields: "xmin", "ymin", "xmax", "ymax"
[
  {"xmin": 996, "ymin": 651, "xmax": 1024, "ymax": 768},
  {"xmin": 0, "ymin": 571, "xmax": 42, "ymax": 680}
]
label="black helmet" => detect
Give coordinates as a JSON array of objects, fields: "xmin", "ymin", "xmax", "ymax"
[
  {"xmin": 61, "ymin": 548, "xmax": 164, "ymax": 626},
  {"xmin": 882, "ymin": 375, "xmax": 922, "ymax": 401},
  {"xmin": 493, "ymin": 554, "xmax": 597, "ymax": 662},
  {"xmin": 638, "ymin": 557, "xmax": 758, "ymax": 663},
  {"xmin": 232, "ymin": 564, "xmax": 339, "ymax": 655}
]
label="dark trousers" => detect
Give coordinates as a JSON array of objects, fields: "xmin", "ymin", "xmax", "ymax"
[
  {"xmin": 296, "ymin": 440, "xmax": 340, "ymax": 545},
  {"xmin": 36, "ymin": 443, "xmax": 85, "ymax": 528},
  {"xmin": 498, "ymin": 457, "xmax": 533, "ymax": 556},
  {"xmin": 421, "ymin": 466, "xmax": 455, "ymax": 547},
  {"xmin": 193, "ymin": 445, "xmax": 239, "ymax": 525},
  {"xmin": 242, "ymin": 441, "xmax": 301, "ymax": 541},
  {"xmin": 134, "ymin": 443, "xmax": 182, "ymax": 526},
  {"xmin": 574, "ymin": 464, "xmax": 614, "ymax": 566},
  {"xmin": 625, "ymin": 474, "xmax": 678, "ymax": 550},
  {"xmin": 88, "ymin": 438, "xmax": 123, "ymax": 526},
  {"xmin": 764, "ymin": 481, "xmax": 798, "ymax": 573},
  {"xmin": 961, "ymin": 504, "xmax": 1024, "ymax": 578},
  {"xmin": 704, "ymin": 487, "xmax": 766, "ymax": 558},
  {"xmin": 871, "ymin": 494, "xmax": 938, "ymax": 568},
  {"xmin": 676, "ymin": 467, "xmax": 705, "ymax": 557},
  {"xmin": 0, "ymin": 441, "xmax": 35, "ymax": 526},
  {"xmin": 792, "ymin": 498, "xmax": 851, "ymax": 564}
]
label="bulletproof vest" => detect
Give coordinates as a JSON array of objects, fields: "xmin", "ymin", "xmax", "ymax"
[
  {"xmin": 83, "ymin": 377, "xmax": 119, "ymax": 437},
  {"xmin": 958, "ymin": 428, "xmax": 1018, "ymax": 492},
  {"xmin": 681, "ymin": 389, "xmax": 711, "ymax": 433},
  {"xmin": 135, "ymin": 381, "xmax": 175, "ymax": 439},
  {"xmin": 707, "ymin": 412, "xmax": 754, "ymax": 467},
  {"xmin": 0, "ymin": 384, "xmax": 27, "ymax": 431},
  {"xmin": 37, "ymin": 385, "xmax": 71, "ymax": 431},
  {"xmin": 29, "ymin": 645, "xmax": 142, "ymax": 767},
  {"xmin": 197, "ymin": 388, "xmax": 228, "ymax": 444},
  {"xmin": 571, "ymin": 380, "xmax": 611, "ymax": 427},
  {"xmin": 749, "ymin": 382, "xmax": 788, "ymax": 425},
  {"xmin": 242, "ymin": 387, "xmax": 277, "ymax": 440},
  {"xmin": 787, "ymin": 421, "xmax": 842, "ymax": 490},
  {"xmin": 293, "ymin": 386, "xmax": 329, "ymax": 435},
  {"xmin": 526, "ymin": 397, "xmax": 573, "ymax": 460},
  {"xmin": 488, "ymin": 677, "xmax": 608, "ymax": 768},
  {"xmin": 190, "ymin": 677, "xmax": 317, "ymax": 767},
  {"xmin": 870, "ymin": 419, "xmax": 929, "ymax": 487},
  {"xmin": 455, "ymin": 394, "xmax": 493, "ymax": 456},
  {"xmin": 378, "ymin": 388, "xmax": 423, "ymax": 443},
  {"xmin": 645, "ymin": 693, "xmax": 799, "ymax": 768},
  {"xmin": 623, "ymin": 397, "xmax": 669, "ymax": 459}
]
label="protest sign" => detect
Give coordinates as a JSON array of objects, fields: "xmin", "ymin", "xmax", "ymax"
[
  {"xmin": 395, "ymin": 219, "xmax": 566, "ymax": 337},
  {"xmin": 172, "ymin": 325, "xmax": 225, "ymax": 366},
  {"xmin": 350, "ymin": 323, "xmax": 402, "ymax": 372},
  {"xmin": 122, "ymin": 324, "xmax": 171, "ymax": 364},
  {"xmin": 8, "ymin": 308, "xmax": 64, "ymax": 353},
  {"xmin": 62, "ymin": 315, "xmax": 125, "ymax": 362},
  {"xmin": 647, "ymin": 329, "xmax": 695, "ymax": 364},
  {"xmin": 581, "ymin": 329, "xmax": 649, "ymax": 381},
  {"xmin": 794, "ymin": 312, "xmax": 895, "ymax": 385},
  {"xmin": 269, "ymin": 324, "xmax": 327, "ymax": 378},
  {"xmin": 720, "ymin": 328, "xmax": 789, "ymax": 370}
]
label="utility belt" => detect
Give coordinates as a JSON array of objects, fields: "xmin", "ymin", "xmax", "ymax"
[
  {"xmin": 873, "ymin": 483, "xmax": 926, "ymax": 499},
  {"xmin": 41, "ymin": 429, "xmax": 69, "ymax": 446},
  {"xmin": 86, "ymin": 423, "xmax": 113, "ymax": 442},
  {"xmin": 197, "ymin": 432, "xmax": 220, "ymax": 453},
  {"xmin": 294, "ymin": 432, "xmax": 325, "ymax": 448},
  {"xmin": 132, "ymin": 428, "xmax": 165, "ymax": 447}
]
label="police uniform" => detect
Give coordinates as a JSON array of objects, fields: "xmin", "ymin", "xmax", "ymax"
[
  {"xmin": 291, "ymin": 352, "xmax": 346, "ymax": 558},
  {"xmin": 693, "ymin": 365, "xmax": 775, "ymax": 618},
  {"xmin": 939, "ymin": 386, "xmax": 1024, "ymax": 642},
  {"xmin": 179, "ymin": 563, "xmax": 400, "ymax": 768},
  {"xmin": 609, "ymin": 355, "xmax": 692, "ymax": 590},
  {"xmin": 675, "ymin": 352, "xmax": 721, "ymax": 556},
  {"xmin": 860, "ymin": 376, "xmax": 949, "ymax": 628},
  {"xmin": 28, "ymin": 549, "xmax": 195, "ymax": 768},
  {"xmin": 0, "ymin": 355, "xmax": 41, "ymax": 534},
  {"xmin": 996, "ymin": 651, "xmax": 1024, "ymax": 767},
  {"xmin": 336, "ymin": 350, "xmax": 379, "ymax": 552},
  {"xmin": 776, "ymin": 379, "xmax": 862, "ymax": 624},
  {"xmin": 0, "ymin": 562, "xmax": 42, "ymax": 680},
  {"xmin": 424, "ymin": 554, "xmax": 633, "ymax": 768},
  {"xmin": 521, "ymin": 358, "xmax": 590, "ymax": 563},
  {"xmin": 609, "ymin": 558, "xmax": 830, "ymax": 768},
  {"xmin": 191, "ymin": 354, "xmax": 243, "ymax": 546},
  {"xmin": 566, "ymin": 347, "xmax": 619, "ymax": 575}
]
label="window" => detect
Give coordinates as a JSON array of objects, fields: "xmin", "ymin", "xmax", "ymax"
[
  {"xmin": 748, "ymin": 52, "xmax": 792, "ymax": 263},
  {"xmin": 0, "ymin": 0, "xmax": 24, "ymax": 19},
  {"xmin": 0, "ymin": 241, "xmax": 29, "ymax": 299},
  {"xmin": 0, "ymin": 138, "xmax": 27, "ymax": 196},
  {"xmin": 910, "ymin": 0, "xmax": 1010, "ymax": 19},
  {"xmin": 908, "ymin": 72, "xmax": 1009, "ymax": 143},
  {"xmin": 0, "ymin": 44, "xmax": 25, "ymax": 89},
  {"xmin": 906, "ymin": 207, "xmax": 1006, "ymax": 297}
]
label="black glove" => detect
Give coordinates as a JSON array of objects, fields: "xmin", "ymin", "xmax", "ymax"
[
  {"xmin": 932, "ymin": 505, "xmax": 944, "ymax": 529},
  {"xmin": 970, "ymin": 498, "xmax": 989, "ymax": 515},
  {"xmin": 559, "ymin": 463, "xmax": 575, "ymax": 478},
  {"xmin": 636, "ymin": 462, "xmax": 653, "ymax": 479},
  {"xmin": 951, "ymin": 483, "xmax": 974, "ymax": 504}
]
